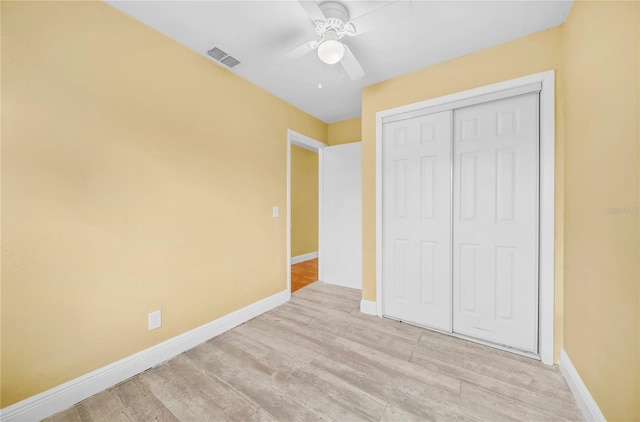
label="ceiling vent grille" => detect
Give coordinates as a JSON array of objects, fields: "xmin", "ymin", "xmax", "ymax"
[
  {"xmin": 220, "ymin": 55, "xmax": 240, "ymax": 68},
  {"xmin": 206, "ymin": 46, "xmax": 241, "ymax": 68}
]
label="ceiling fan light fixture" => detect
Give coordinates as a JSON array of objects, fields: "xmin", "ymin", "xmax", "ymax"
[{"xmin": 317, "ymin": 39, "xmax": 345, "ymax": 65}]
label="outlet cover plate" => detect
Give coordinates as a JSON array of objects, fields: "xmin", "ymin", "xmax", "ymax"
[{"xmin": 148, "ymin": 310, "xmax": 162, "ymax": 330}]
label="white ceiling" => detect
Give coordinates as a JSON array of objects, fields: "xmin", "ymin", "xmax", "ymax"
[{"xmin": 106, "ymin": 0, "xmax": 572, "ymax": 123}]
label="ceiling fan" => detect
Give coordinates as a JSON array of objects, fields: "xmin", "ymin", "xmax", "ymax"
[{"xmin": 283, "ymin": 1, "xmax": 365, "ymax": 80}]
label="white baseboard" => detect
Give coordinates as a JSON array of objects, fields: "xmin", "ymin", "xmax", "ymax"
[
  {"xmin": 0, "ymin": 289, "xmax": 290, "ymax": 422},
  {"xmin": 559, "ymin": 349, "xmax": 606, "ymax": 422},
  {"xmin": 291, "ymin": 251, "xmax": 318, "ymax": 265},
  {"xmin": 360, "ymin": 299, "xmax": 377, "ymax": 316}
]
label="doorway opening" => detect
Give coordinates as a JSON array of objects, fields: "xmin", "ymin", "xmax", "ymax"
[
  {"xmin": 286, "ymin": 130, "xmax": 326, "ymax": 293},
  {"xmin": 291, "ymin": 143, "xmax": 319, "ymax": 292},
  {"xmin": 287, "ymin": 130, "xmax": 364, "ymax": 295}
]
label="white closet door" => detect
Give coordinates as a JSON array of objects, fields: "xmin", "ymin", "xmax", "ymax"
[
  {"xmin": 322, "ymin": 142, "xmax": 362, "ymax": 290},
  {"xmin": 383, "ymin": 111, "xmax": 452, "ymax": 331},
  {"xmin": 452, "ymin": 93, "xmax": 539, "ymax": 352}
]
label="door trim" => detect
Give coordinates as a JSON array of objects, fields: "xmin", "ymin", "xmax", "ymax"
[
  {"xmin": 287, "ymin": 129, "xmax": 326, "ymax": 293},
  {"xmin": 375, "ymin": 70, "xmax": 555, "ymax": 364}
]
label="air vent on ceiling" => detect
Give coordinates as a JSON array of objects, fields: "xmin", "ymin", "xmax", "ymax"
[
  {"xmin": 220, "ymin": 55, "xmax": 240, "ymax": 68},
  {"xmin": 206, "ymin": 46, "xmax": 241, "ymax": 68}
]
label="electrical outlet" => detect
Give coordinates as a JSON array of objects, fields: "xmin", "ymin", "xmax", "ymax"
[{"xmin": 148, "ymin": 310, "xmax": 162, "ymax": 331}]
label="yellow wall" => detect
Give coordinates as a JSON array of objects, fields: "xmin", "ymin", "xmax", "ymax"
[
  {"xmin": 562, "ymin": 1, "xmax": 639, "ymax": 420},
  {"xmin": 291, "ymin": 145, "xmax": 318, "ymax": 257},
  {"xmin": 361, "ymin": 26, "xmax": 565, "ymax": 357},
  {"xmin": 0, "ymin": 1, "xmax": 4, "ymax": 405},
  {"xmin": 327, "ymin": 117, "xmax": 362, "ymax": 145},
  {"xmin": 0, "ymin": 1, "xmax": 326, "ymax": 407}
]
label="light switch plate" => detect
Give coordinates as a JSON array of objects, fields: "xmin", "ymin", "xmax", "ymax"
[{"xmin": 272, "ymin": 206, "xmax": 279, "ymax": 217}]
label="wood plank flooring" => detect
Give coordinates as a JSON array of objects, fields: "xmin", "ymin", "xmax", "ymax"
[
  {"xmin": 46, "ymin": 282, "xmax": 583, "ymax": 422},
  {"xmin": 291, "ymin": 258, "xmax": 318, "ymax": 292}
]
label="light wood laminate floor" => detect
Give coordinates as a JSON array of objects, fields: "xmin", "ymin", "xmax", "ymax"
[
  {"xmin": 47, "ymin": 282, "xmax": 582, "ymax": 422},
  {"xmin": 291, "ymin": 258, "xmax": 318, "ymax": 292}
]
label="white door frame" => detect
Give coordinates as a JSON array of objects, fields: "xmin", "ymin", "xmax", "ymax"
[
  {"xmin": 375, "ymin": 70, "xmax": 556, "ymax": 364},
  {"xmin": 287, "ymin": 129, "xmax": 327, "ymax": 293}
]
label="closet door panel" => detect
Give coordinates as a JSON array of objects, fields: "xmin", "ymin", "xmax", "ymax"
[
  {"xmin": 452, "ymin": 93, "xmax": 539, "ymax": 353},
  {"xmin": 382, "ymin": 111, "xmax": 452, "ymax": 331}
]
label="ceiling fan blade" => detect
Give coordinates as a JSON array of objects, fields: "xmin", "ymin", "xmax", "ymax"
[
  {"xmin": 340, "ymin": 45, "xmax": 365, "ymax": 80},
  {"xmin": 281, "ymin": 41, "xmax": 318, "ymax": 62},
  {"xmin": 298, "ymin": 0, "xmax": 326, "ymax": 23}
]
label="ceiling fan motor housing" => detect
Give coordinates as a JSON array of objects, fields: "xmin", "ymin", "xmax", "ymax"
[
  {"xmin": 315, "ymin": 2, "xmax": 356, "ymax": 38},
  {"xmin": 320, "ymin": 2, "xmax": 348, "ymax": 22}
]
